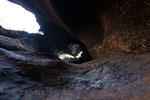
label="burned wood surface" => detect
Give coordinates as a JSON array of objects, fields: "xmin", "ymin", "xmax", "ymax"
[{"xmin": 0, "ymin": 34, "xmax": 150, "ymax": 100}]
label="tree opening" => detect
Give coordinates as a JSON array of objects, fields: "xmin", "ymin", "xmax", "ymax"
[{"xmin": 0, "ymin": 0, "xmax": 40, "ymax": 33}]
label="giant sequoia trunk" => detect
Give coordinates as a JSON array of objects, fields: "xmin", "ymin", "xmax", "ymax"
[{"xmin": 0, "ymin": 0, "xmax": 150, "ymax": 100}]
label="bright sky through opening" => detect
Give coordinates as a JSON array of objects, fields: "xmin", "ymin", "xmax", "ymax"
[{"xmin": 0, "ymin": 0, "xmax": 40, "ymax": 33}]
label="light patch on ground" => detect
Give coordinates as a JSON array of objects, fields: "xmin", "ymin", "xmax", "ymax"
[
  {"xmin": 59, "ymin": 53, "xmax": 74, "ymax": 60},
  {"xmin": 0, "ymin": 0, "xmax": 40, "ymax": 33},
  {"xmin": 58, "ymin": 51, "xmax": 83, "ymax": 60},
  {"xmin": 75, "ymin": 51, "xmax": 83, "ymax": 59}
]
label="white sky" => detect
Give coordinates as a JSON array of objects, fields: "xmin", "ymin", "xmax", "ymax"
[{"xmin": 0, "ymin": 0, "xmax": 40, "ymax": 33}]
